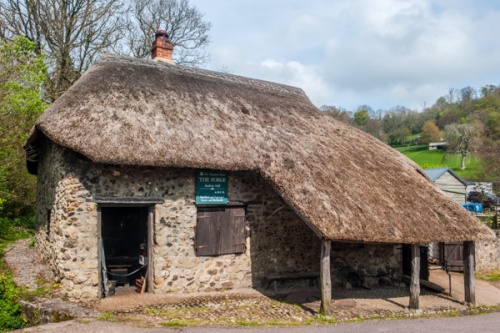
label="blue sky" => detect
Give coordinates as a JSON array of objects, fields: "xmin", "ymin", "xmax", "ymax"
[{"xmin": 188, "ymin": 0, "xmax": 500, "ymax": 111}]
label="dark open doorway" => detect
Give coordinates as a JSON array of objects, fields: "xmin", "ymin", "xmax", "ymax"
[
  {"xmin": 100, "ymin": 206, "xmax": 150, "ymax": 297},
  {"xmin": 402, "ymin": 244, "xmax": 429, "ymax": 281}
]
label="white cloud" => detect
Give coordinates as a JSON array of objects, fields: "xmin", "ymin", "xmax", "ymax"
[
  {"xmin": 189, "ymin": 0, "xmax": 500, "ymax": 110},
  {"xmin": 326, "ymin": 1, "xmax": 470, "ymax": 86},
  {"xmin": 256, "ymin": 59, "xmax": 331, "ymax": 104},
  {"xmin": 261, "ymin": 59, "xmax": 284, "ymax": 70}
]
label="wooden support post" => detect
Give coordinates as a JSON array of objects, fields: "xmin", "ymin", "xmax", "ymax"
[
  {"xmin": 463, "ymin": 241, "xmax": 475, "ymax": 305},
  {"xmin": 97, "ymin": 206, "xmax": 103, "ymax": 298},
  {"xmin": 147, "ymin": 206, "xmax": 155, "ymax": 293},
  {"xmin": 409, "ymin": 244, "xmax": 420, "ymax": 310},
  {"xmin": 319, "ymin": 239, "xmax": 332, "ymax": 315}
]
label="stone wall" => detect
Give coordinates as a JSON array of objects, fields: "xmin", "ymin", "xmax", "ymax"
[
  {"xmin": 331, "ymin": 243, "xmax": 402, "ymax": 288},
  {"xmin": 35, "ymin": 142, "xmax": 100, "ymax": 299},
  {"xmin": 35, "ymin": 140, "xmax": 402, "ymax": 299},
  {"xmin": 476, "ymin": 230, "xmax": 500, "ymax": 272}
]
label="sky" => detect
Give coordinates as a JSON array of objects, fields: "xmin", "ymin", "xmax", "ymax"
[{"xmin": 188, "ymin": 0, "xmax": 500, "ymax": 112}]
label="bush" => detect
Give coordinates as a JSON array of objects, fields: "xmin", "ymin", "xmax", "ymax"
[
  {"xmin": 0, "ymin": 215, "xmax": 34, "ymax": 331},
  {"xmin": 0, "ymin": 216, "xmax": 35, "ymax": 242},
  {"xmin": 0, "ymin": 271, "xmax": 25, "ymax": 331},
  {"xmin": 0, "ymin": 218, "xmax": 8, "ymax": 239}
]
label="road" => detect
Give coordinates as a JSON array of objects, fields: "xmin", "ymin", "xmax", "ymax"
[{"xmin": 14, "ymin": 312, "xmax": 500, "ymax": 333}]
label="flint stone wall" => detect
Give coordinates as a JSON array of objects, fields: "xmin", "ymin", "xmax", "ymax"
[
  {"xmin": 35, "ymin": 141, "xmax": 402, "ymax": 299},
  {"xmin": 476, "ymin": 230, "xmax": 500, "ymax": 272},
  {"xmin": 331, "ymin": 243, "xmax": 402, "ymax": 288}
]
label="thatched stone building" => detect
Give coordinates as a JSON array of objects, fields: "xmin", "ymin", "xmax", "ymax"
[{"xmin": 25, "ymin": 31, "xmax": 494, "ymax": 310}]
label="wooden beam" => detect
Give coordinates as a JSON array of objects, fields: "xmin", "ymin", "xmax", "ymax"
[
  {"xmin": 409, "ymin": 244, "xmax": 420, "ymax": 309},
  {"xmin": 319, "ymin": 239, "xmax": 332, "ymax": 315},
  {"xmin": 91, "ymin": 197, "xmax": 164, "ymax": 205},
  {"xmin": 463, "ymin": 241, "xmax": 475, "ymax": 305}
]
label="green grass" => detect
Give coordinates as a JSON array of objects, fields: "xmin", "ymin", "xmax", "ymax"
[
  {"xmin": 395, "ymin": 145, "xmax": 482, "ymax": 181},
  {"xmin": 476, "ymin": 269, "xmax": 500, "ymax": 282},
  {"xmin": 234, "ymin": 319, "xmax": 260, "ymax": 326},
  {"xmin": 97, "ymin": 311, "xmax": 117, "ymax": 322},
  {"xmin": 0, "ymin": 217, "xmax": 34, "ymax": 248},
  {"xmin": 160, "ymin": 318, "xmax": 202, "ymax": 327}
]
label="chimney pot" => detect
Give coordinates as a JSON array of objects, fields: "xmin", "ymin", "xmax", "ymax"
[{"xmin": 152, "ymin": 29, "xmax": 174, "ymax": 63}]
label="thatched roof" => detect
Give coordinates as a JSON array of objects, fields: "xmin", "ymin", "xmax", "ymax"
[{"xmin": 26, "ymin": 54, "xmax": 494, "ymax": 243}]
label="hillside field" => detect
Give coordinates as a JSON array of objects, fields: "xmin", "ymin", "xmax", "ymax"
[{"xmin": 395, "ymin": 145, "xmax": 481, "ymax": 181}]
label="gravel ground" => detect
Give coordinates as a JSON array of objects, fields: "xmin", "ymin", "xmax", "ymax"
[
  {"xmin": 4, "ymin": 239, "xmax": 54, "ymax": 290},
  {"xmin": 4, "ymin": 239, "xmax": 475, "ymax": 328}
]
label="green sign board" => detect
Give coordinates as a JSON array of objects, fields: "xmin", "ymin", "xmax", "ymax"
[{"xmin": 195, "ymin": 170, "xmax": 228, "ymax": 205}]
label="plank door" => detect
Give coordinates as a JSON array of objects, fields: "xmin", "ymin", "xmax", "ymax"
[{"xmin": 196, "ymin": 206, "xmax": 246, "ymax": 256}]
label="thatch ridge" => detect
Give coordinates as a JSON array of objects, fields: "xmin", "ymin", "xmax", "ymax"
[{"xmin": 26, "ymin": 54, "xmax": 494, "ymax": 243}]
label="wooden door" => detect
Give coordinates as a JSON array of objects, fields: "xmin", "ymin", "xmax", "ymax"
[
  {"xmin": 441, "ymin": 242, "xmax": 464, "ymax": 272},
  {"xmin": 196, "ymin": 206, "xmax": 246, "ymax": 256}
]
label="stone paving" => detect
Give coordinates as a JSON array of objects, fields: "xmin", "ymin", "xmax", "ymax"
[{"xmin": 89, "ymin": 285, "xmax": 470, "ymax": 327}]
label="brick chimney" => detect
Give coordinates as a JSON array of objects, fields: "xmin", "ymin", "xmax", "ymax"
[{"xmin": 152, "ymin": 29, "xmax": 174, "ymax": 64}]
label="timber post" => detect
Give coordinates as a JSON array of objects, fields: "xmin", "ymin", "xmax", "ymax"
[
  {"xmin": 409, "ymin": 244, "xmax": 420, "ymax": 309},
  {"xmin": 463, "ymin": 241, "xmax": 475, "ymax": 305},
  {"xmin": 319, "ymin": 239, "xmax": 332, "ymax": 315},
  {"xmin": 147, "ymin": 206, "xmax": 155, "ymax": 293}
]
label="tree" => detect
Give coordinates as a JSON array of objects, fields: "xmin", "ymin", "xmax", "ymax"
[
  {"xmin": 437, "ymin": 106, "xmax": 462, "ymax": 129},
  {"xmin": 0, "ymin": 0, "xmax": 126, "ymax": 101},
  {"xmin": 363, "ymin": 119, "xmax": 386, "ymax": 142},
  {"xmin": 421, "ymin": 83, "xmax": 500, "ymax": 183},
  {"xmin": 381, "ymin": 106, "xmax": 415, "ymax": 133},
  {"xmin": 420, "ymin": 120, "xmax": 441, "ymax": 145},
  {"xmin": 124, "ymin": 0, "xmax": 211, "ymax": 66},
  {"xmin": 386, "ymin": 127, "xmax": 411, "ymax": 146},
  {"xmin": 321, "ymin": 105, "xmax": 350, "ymax": 123},
  {"xmin": 0, "ymin": 36, "xmax": 48, "ymax": 216},
  {"xmin": 444, "ymin": 123, "xmax": 481, "ymax": 170},
  {"xmin": 357, "ymin": 104, "xmax": 376, "ymax": 118},
  {"xmin": 476, "ymin": 110, "xmax": 500, "ymax": 189},
  {"xmin": 446, "ymin": 87, "xmax": 458, "ymax": 104},
  {"xmin": 479, "ymin": 85, "xmax": 499, "ymax": 98},
  {"xmin": 0, "ymin": 0, "xmax": 211, "ymax": 101},
  {"xmin": 477, "ymin": 140, "xmax": 500, "ymax": 189},
  {"xmin": 380, "ymin": 106, "xmax": 422, "ymax": 145},
  {"xmin": 460, "ymin": 86, "xmax": 476, "ymax": 103},
  {"xmin": 354, "ymin": 108, "xmax": 370, "ymax": 126}
]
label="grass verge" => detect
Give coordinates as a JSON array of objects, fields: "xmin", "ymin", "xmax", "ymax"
[
  {"xmin": 476, "ymin": 269, "xmax": 500, "ymax": 282},
  {"xmin": 0, "ymin": 215, "xmax": 35, "ymax": 332}
]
